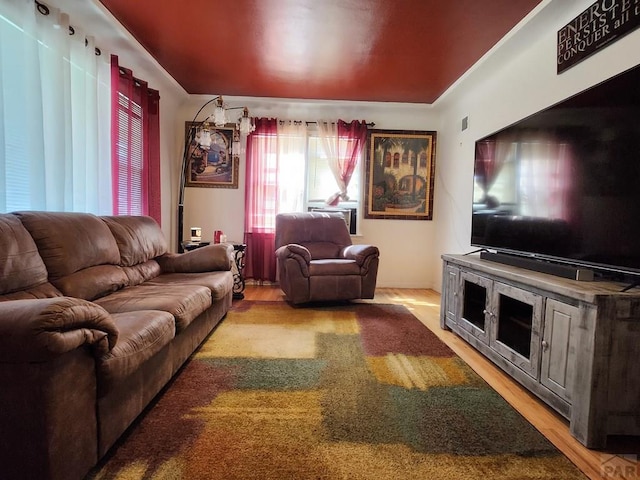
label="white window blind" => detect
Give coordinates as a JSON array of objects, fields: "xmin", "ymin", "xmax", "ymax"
[{"xmin": 114, "ymin": 91, "xmax": 144, "ymax": 215}]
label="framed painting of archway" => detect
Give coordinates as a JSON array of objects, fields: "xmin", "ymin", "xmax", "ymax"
[
  {"xmin": 184, "ymin": 122, "xmax": 239, "ymax": 189},
  {"xmin": 364, "ymin": 129, "xmax": 437, "ymax": 220}
]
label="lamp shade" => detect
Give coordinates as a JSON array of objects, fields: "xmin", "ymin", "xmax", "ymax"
[{"xmin": 238, "ymin": 107, "xmax": 255, "ymax": 135}]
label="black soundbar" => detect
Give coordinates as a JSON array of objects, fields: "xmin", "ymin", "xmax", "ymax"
[{"xmin": 479, "ymin": 252, "xmax": 594, "ymax": 281}]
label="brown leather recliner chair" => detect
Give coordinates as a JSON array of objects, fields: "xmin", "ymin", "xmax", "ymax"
[{"xmin": 275, "ymin": 212, "xmax": 379, "ymax": 304}]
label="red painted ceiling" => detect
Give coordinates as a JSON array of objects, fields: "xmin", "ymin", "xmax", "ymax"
[{"xmin": 99, "ymin": 0, "xmax": 543, "ymax": 104}]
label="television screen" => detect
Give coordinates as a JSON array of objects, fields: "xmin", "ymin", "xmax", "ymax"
[{"xmin": 471, "ymin": 63, "xmax": 640, "ymax": 276}]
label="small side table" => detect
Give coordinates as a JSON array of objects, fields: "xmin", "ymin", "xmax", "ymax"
[
  {"xmin": 181, "ymin": 241, "xmax": 247, "ymax": 299},
  {"xmin": 230, "ymin": 243, "xmax": 247, "ymax": 299}
]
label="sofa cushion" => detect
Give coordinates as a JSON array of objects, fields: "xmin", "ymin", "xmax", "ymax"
[
  {"xmin": 93, "ymin": 284, "xmax": 212, "ymax": 332},
  {"xmin": 309, "ymin": 259, "xmax": 361, "ymax": 276},
  {"xmin": 15, "ymin": 211, "xmax": 121, "ymax": 279},
  {"xmin": 101, "ymin": 215, "xmax": 167, "ymax": 267},
  {"xmin": 304, "ymin": 242, "xmax": 343, "ymax": 260},
  {"xmin": 97, "ymin": 309, "xmax": 175, "ymax": 395},
  {"xmin": 0, "ymin": 214, "xmax": 49, "ymax": 295},
  {"xmin": 274, "ymin": 212, "xmax": 352, "ymax": 252},
  {"xmin": 144, "ymin": 271, "xmax": 233, "ymax": 302},
  {"xmin": 0, "ymin": 282, "xmax": 62, "ymax": 301},
  {"xmin": 54, "ymin": 265, "xmax": 129, "ymax": 301},
  {"xmin": 121, "ymin": 260, "xmax": 162, "ymax": 286}
]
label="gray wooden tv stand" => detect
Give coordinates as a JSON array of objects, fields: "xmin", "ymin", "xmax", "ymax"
[{"xmin": 440, "ymin": 253, "xmax": 640, "ymax": 448}]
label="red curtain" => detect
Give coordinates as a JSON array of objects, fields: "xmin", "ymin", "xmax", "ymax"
[
  {"xmin": 110, "ymin": 55, "xmax": 161, "ymax": 224},
  {"xmin": 243, "ymin": 118, "xmax": 279, "ymax": 282}
]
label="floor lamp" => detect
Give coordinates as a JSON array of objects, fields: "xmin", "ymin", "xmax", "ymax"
[{"xmin": 177, "ymin": 96, "xmax": 254, "ymax": 252}]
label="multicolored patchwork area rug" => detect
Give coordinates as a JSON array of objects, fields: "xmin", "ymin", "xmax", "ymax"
[{"xmin": 89, "ymin": 301, "xmax": 585, "ymax": 479}]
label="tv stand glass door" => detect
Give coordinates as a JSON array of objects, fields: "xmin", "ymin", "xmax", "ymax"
[
  {"xmin": 489, "ymin": 282, "xmax": 542, "ymax": 378},
  {"xmin": 459, "ymin": 271, "xmax": 491, "ymax": 344},
  {"xmin": 459, "ymin": 271, "xmax": 542, "ymax": 378}
]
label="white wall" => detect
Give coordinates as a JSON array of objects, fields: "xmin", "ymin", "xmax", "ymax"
[
  {"xmin": 179, "ymin": 98, "xmax": 438, "ymax": 288},
  {"xmin": 430, "ymin": 0, "xmax": 640, "ymax": 292}
]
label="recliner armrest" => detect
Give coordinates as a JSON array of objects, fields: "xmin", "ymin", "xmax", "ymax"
[
  {"xmin": 0, "ymin": 297, "xmax": 118, "ymax": 362},
  {"xmin": 278, "ymin": 244, "xmax": 311, "ymax": 263},
  {"xmin": 276, "ymin": 244, "xmax": 311, "ymax": 276},
  {"xmin": 157, "ymin": 244, "xmax": 233, "ymax": 273},
  {"xmin": 341, "ymin": 245, "xmax": 379, "ymax": 266}
]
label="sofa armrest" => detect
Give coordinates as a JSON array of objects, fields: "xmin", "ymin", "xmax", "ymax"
[
  {"xmin": 157, "ymin": 244, "xmax": 233, "ymax": 273},
  {"xmin": 341, "ymin": 244, "xmax": 380, "ymax": 266},
  {"xmin": 0, "ymin": 297, "xmax": 118, "ymax": 362}
]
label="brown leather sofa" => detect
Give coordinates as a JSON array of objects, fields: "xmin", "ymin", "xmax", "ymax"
[
  {"xmin": 275, "ymin": 212, "xmax": 379, "ymax": 304},
  {"xmin": 0, "ymin": 211, "xmax": 234, "ymax": 480}
]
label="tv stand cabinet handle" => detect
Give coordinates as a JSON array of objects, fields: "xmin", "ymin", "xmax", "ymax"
[{"xmin": 483, "ymin": 309, "xmax": 496, "ymax": 320}]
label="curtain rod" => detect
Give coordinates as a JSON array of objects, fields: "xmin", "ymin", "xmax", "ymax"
[
  {"xmin": 279, "ymin": 120, "xmax": 376, "ymax": 127},
  {"xmin": 34, "ymin": 0, "xmax": 103, "ymax": 56}
]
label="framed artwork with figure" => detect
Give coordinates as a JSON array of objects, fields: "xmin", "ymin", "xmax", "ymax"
[
  {"xmin": 364, "ymin": 129, "xmax": 437, "ymax": 220},
  {"xmin": 184, "ymin": 122, "xmax": 239, "ymax": 189}
]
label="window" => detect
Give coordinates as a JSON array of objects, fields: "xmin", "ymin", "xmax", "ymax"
[
  {"xmin": 306, "ymin": 134, "xmax": 361, "ymax": 234},
  {"xmin": 248, "ymin": 131, "xmax": 363, "ymax": 226},
  {"xmin": 0, "ymin": 6, "xmax": 159, "ymax": 219},
  {"xmin": 306, "ymin": 135, "xmax": 362, "ymax": 211},
  {"xmin": 110, "ymin": 56, "xmax": 161, "ymax": 223},
  {"xmin": 0, "ymin": 1, "xmax": 112, "ymax": 213}
]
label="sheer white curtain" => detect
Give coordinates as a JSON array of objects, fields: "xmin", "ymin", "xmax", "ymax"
[
  {"xmin": 317, "ymin": 120, "xmax": 341, "ymax": 202},
  {"xmin": 0, "ymin": 0, "xmax": 111, "ymax": 213},
  {"xmin": 276, "ymin": 120, "xmax": 307, "ymax": 214},
  {"xmin": 316, "ymin": 120, "xmax": 367, "ymax": 206}
]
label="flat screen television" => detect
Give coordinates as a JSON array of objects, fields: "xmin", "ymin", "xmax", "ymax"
[{"xmin": 471, "ymin": 63, "xmax": 640, "ymax": 279}]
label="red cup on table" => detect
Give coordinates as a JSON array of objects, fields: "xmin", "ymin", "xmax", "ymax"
[{"xmin": 214, "ymin": 230, "xmax": 223, "ymax": 244}]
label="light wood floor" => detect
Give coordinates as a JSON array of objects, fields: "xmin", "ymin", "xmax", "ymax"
[{"xmin": 241, "ymin": 285, "xmax": 640, "ymax": 480}]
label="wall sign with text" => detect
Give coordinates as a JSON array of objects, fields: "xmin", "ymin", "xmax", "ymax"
[{"xmin": 557, "ymin": 0, "xmax": 640, "ymax": 73}]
